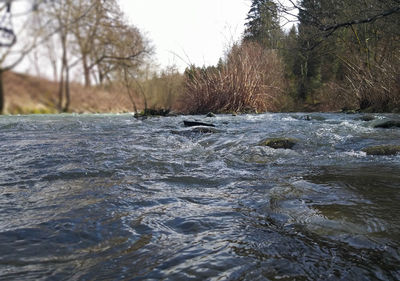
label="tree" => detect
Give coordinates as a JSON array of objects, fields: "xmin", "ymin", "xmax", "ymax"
[
  {"xmin": 287, "ymin": 0, "xmax": 400, "ymax": 109},
  {"xmin": 70, "ymin": 0, "xmax": 123, "ymax": 87},
  {"xmin": 275, "ymin": 0, "xmax": 400, "ymax": 38},
  {"xmin": 35, "ymin": 0, "xmax": 152, "ymax": 112},
  {"xmin": 0, "ymin": 0, "xmax": 43, "ymax": 114},
  {"xmin": 91, "ymin": 22, "xmax": 151, "ymax": 85},
  {"xmin": 244, "ymin": 0, "xmax": 283, "ymax": 49}
]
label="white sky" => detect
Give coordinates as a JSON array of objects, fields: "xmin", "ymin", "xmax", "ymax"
[{"xmin": 118, "ymin": 0, "xmax": 251, "ymax": 72}]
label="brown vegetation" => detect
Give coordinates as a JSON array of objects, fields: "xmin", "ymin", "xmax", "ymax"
[
  {"xmin": 180, "ymin": 42, "xmax": 286, "ymax": 114},
  {"xmin": 2, "ymin": 0, "xmax": 399, "ymax": 115},
  {"xmin": 345, "ymin": 55, "xmax": 400, "ymax": 112},
  {"xmin": 3, "ymin": 71, "xmax": 142, "ymax": 114}
]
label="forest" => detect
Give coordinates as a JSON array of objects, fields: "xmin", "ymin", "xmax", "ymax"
[{"xmin": 0, "ymin": 0, "xmax": 399, "ymax": 115}]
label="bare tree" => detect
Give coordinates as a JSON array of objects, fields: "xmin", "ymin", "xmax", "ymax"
[{"xmin": 0, "ymin": 0, "xmax": 44, "ymax": 114}]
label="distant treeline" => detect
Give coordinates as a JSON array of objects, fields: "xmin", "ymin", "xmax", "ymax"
[
  {"xmin": 1, "ymin": 0, "xmax": 153, "ymax": 114},
  {"xmin": 1, "ymin": 0, "xmax": 399, "ymax": 114},
  {"xmin": 181, "ymin": 0, "xmax": 400, "ymax": 113}
]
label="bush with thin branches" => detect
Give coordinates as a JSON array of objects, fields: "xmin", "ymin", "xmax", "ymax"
[
  {"xmin": 345, "ymin": 53, "xmax": 400, "ymax": 112},
  {"xmin": 180, "ymin": 42, "xmax": 285, "ymax": 114}
]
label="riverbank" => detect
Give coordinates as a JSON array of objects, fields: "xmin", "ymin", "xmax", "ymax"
[
  {"xmin": 3, "ymin": 71, "xmax": 399, "ymax": 115},
  {"xmin": 3, "ymin": 71, "xmax": 142, "ymax": 114}
]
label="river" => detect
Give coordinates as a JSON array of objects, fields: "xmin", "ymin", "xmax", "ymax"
[{"xmin": 0, "ymin": 113, "xmax": 399, "ymax": 280}]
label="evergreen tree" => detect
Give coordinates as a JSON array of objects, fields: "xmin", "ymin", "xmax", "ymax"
[
  {"xmin": 244, "ymin": 0, "xmax": 282, "ymax": 49},
  {"xmin": 294, "ymin": 0, "xmax": 340, "ymax": 102},
  {"xmin": 281, "ymin": 25, "xmax": 298, "ymax": 94}
]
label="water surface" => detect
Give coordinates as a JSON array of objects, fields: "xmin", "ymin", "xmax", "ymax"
[{"xmin": 0, "ymin": 113, "xmax": 399, "ymax": 280}]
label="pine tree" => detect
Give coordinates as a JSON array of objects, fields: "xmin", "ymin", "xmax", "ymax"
[
  {"xmin": 244, "ymin": 0, "xmax": 282, "ymax": 49},
  {"xmin": 294, "ymin": 0, "xmax": 327, "ymax": 101}
]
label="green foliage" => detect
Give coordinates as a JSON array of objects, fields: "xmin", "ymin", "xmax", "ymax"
[
  {"xmin": 244, "ymin": 0, "xmax": 283, "ymax": 49},
  {"xmin": 277, "ymin": 0, "xmax": 400, "ymax": 111}
]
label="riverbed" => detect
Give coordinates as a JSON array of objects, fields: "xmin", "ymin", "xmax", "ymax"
[{"xmin": 0, "ymin": 113, "xmax": 399, "ymax": 280}]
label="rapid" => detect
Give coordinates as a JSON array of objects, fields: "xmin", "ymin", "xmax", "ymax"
[{"xmin": 0, "ymin": 113, "xmax": 399, "ymax": 280}]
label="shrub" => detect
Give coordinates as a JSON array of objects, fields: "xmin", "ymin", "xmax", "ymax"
[
  {"xmin": 345, "ymin": 54, "xmax": 400, "ymax": 112},
  {"xmin": 180, "ymin": 42, "xmax": 285, "ymax": 114}
]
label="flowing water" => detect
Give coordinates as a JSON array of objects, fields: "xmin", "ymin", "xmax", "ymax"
[{"xmin": 0, "ymin": 113, "xmax": 399, "ymax": 280}]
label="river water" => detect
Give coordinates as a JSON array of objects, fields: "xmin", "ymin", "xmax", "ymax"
[{"xmin": 0, "ymin": 113, "xmax": 399, "ymax": 280}]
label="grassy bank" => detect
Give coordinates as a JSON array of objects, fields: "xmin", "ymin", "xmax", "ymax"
[{"xmin": 3, "ymin": 71, "xmax": 143, "ymax": 115}]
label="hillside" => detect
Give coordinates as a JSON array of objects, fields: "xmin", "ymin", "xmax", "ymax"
[{"xmin": 3, "ymin": 71, "xmax": 142, "ymax": 114}]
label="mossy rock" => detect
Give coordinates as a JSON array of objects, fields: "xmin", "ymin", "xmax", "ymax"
[
  {"xmin": 373, "ymin": 120, "xmax": 400, "ymax": 129},
  {"xmin": 362, "ymin": 145, "xmax": 400, "ymax": 156},
  {"xmin": 259, "ymin": 138, "xmax": 298, "ymax": 149},
  {"xmin": 341, "ymin": 108, "xmax": 358, "ymax": 114}
]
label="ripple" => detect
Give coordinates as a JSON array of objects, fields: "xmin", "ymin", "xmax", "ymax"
[{"xmin": 0, "ymin": 113, "xmax": 399, "ymax": 280}]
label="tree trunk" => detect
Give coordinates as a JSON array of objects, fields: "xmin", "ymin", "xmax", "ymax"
[
  {"xmin": 83, "ymin": 55, "xmax": 91, "ymax": 87},
  {"xmin": 58, "ymin": 62, "xmax": 65, "ymax": 112},
  {"xmin": 98, "ymin": 69, "xmax": 104, "ymax": 84},
  {"xmin": 58, "ymin": 34, "xmax": 67, "ymax": 112},
  {"xmin": 63, "ymin": 61, "xmax": 70, "ymax": 112},
  {"xmin": 0, "ymin": 70, "xmax": 4, "ymax": 114}
]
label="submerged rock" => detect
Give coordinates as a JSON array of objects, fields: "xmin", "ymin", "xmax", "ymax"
[
  {"xmin": 183, "ymin": 120, "xmax": 215, "ymax": 127},
  {"xmin": 362, "ymin": 145, "xmax": 400, "ymax": 156},
  {"xmin": 134, "ymin": 108, "xmax": 171, "ymax": 118},
  {"xmin": 258, "ymin": 138, "xmax": 297, "ymax": 149},
  {"xmin": 373, "ymin": 120, "xmax": 400, "ymax": 129},
  {"xmin": 191, "ymin": 127, "xmax": 219, "ymax": 134},
  {"xmin": 341, "ymin": 107, "xmax": 358, "ymax": 114},
  {"xmin": 171, "ymin": 126, "xmax": 218, "ymax": 136},
  {"xmin": 359, "ymin": 115, "xmax": 375, "ymax": 121}
]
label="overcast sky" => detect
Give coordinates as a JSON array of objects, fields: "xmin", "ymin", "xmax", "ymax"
[{"xmin": 118, "ymin": 0, "xmax": 251, "ymax": 72}]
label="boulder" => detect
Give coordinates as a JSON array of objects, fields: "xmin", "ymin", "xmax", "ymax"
[
  {"xmin": 373, "ymin": 120, "xmax": 400, "ymax": 129},
  {"xmin": 362, "ymin": 145, "xmax": 400, "ymax": 156},
  {"xmin": 206, "ymin": 112, "xmax": 216, "ymax": 117},
  {"xmin": 258, "ymin": 138, "xmax": 298, "ymax": 149}
]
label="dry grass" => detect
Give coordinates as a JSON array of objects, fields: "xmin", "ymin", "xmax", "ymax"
[
  {"xmin": 3, "ymin": 71, "xmax": 143, "ymax": 114},
  {"xmin": 180, "ymin": 42, "xmax": 286, "ymax": 114}
]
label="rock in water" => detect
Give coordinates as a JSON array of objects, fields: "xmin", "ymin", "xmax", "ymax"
[
  {"xmin": 191, "ymin": 127, "xmax": 218, "ymax": 134},
  {"xmin": 171, "ymin": 126, "xmax": 218, "ymax": 136},
  {"xmin": 359, "ymin": 115, "xmax": 375, "ymax": 121},
  {"xmin": 362, "ymin": 145, "xmax": 400, "ymax": 156},
  {"xmin": 206, "ymin": 112, "xmax": 216, "ymax": 117},
  {"xmin": 258, "ymin": 138, "xmax": 297, "ymax": 149},
  {"xmin": 183, "ymin": 121, "xmax": 215, "ymax": 127},
  {"xmin": 373, "ymin": 120, "xmax": 400, "ymax": 128}
]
